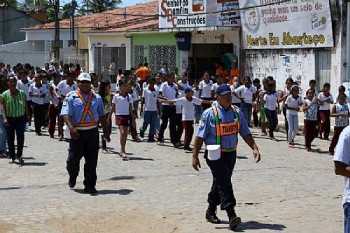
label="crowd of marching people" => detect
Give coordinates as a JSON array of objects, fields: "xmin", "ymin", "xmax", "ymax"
[{"xmin": 0, "ymin": 60, "xmax": 348, "ymax": 164}]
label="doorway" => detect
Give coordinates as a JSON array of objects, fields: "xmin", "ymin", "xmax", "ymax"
[{"xmin": 193, "ymin": 43, "xmax": 233, "ymax": 80}]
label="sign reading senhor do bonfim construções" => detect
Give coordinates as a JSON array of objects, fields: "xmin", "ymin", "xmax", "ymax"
[
  {"xmin": 159, "ymin": 0, "xmax": 240, "ymax": 29},
  {"xmin": 239, "ymin": 0, "xmax": 334, "ymax": 49}
]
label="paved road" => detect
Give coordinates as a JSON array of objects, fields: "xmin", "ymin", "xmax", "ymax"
[{"xmin": 0, "ymin": 117, "xmax": 343, "ymax": 232}]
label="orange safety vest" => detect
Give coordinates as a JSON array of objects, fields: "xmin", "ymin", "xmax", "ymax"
[
  {"xmin": 212, "ymin": 104, "xmax": 240, "ymax": 152},
  {"xmin": 74, "ymin": 90, "xmax": 96, "ymax": 127}
]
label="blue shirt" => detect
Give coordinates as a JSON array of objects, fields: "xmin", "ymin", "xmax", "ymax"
[
  {"xmin": 196, "ymin": 102, "xmax": 251, "ymax": 148},
  {"xmin": 60, "ymin": 90, "xmax": 105, "ymax": 126}
]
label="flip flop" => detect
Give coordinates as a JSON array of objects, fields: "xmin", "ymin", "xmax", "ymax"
[{"xmin": 120, "ymin": 153, "xmax": 129, "ymax": 161}]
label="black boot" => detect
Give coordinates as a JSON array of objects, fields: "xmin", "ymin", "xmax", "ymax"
[
  {"xmin": 227, "ymin": 208, "xmax": 241, "ymax": 230},
  {"xmin": 205, "ymin": 205, "xmax": 221, "ymax": 224}
]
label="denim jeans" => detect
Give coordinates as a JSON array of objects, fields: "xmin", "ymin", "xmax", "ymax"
[
  {"xmin": 344, "ymin": 202, "xmax": 350, "ymax": 233},
  {"xmin": 194, "ymin": 105, "xmax": 202, "ymax": 124},
  {"xmin": 0, "ymin": 115, "xmax": 7, "ymax": 151},
  {"xmin": 140, "ymin": 111, "xmax": 158, "ymax": 140},
  {"xmin": 241, "ymin": 103, "xmax": 252, "ymax": 126},
  {"xmin": 287, "ymin": 114, "xmax": 298, "ymax": 143},
  {"xmin": 5, "ymin": 116, "xmax": 26, "ymax": 159},
  {"xmin": 264, "ymin": 108, "xmax": 277, "ymax": 137}
]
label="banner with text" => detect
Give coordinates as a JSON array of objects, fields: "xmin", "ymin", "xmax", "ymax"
[
  {"xmin": 159, "ymin": 0, "xmax": 241, "ymax": 29},
  {"xmin": 239, "ymin": 0, "xmax": 333, "ymax": 49}
]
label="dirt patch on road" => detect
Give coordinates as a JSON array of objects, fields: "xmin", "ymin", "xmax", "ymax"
[
  {"xmin": 0, "ymin": 220, "xmax": 16, "ymax": 232},
  {"xmin": 47, "ymin": 210, "xmax": 181, "ymax": 233}
]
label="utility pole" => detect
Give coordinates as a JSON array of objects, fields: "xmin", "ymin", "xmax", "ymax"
[{"xmin": 54, "ymin": 0, "xmax": 60, "ymax": 61}]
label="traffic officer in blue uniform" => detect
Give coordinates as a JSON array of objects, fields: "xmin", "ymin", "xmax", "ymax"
[
  {"xmin": 61, "ymin": 73, "xmax": 110, "ymax": 194},
  {"xmin": 192, "ymin": 84, "xmax": 261, "ymax": 230}
]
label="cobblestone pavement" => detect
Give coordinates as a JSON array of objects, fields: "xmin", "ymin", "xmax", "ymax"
[{"xmin": 0, "ymin": 117, "xmax": 343, "ymax": 232}]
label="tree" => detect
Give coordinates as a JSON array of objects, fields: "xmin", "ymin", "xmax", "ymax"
[
  {"xmin": 80, "ymin": 0, "xmax": 122, "ymax": 14},
  {"xmin": 62, "ymin": 0, "xmax": 78, "ymax": 19},
  {"xmin": 1, "ymin": 0, "xmax": 18, "ymax": 8}
]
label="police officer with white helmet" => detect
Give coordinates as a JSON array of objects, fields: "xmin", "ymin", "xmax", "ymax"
[
  {"xmin": 61, "ymin": 72, "xmax": 110, "ymax": 194},
  {"xmin": 192, "ymin": 84, "xmax": 261, "ymax": 230}
]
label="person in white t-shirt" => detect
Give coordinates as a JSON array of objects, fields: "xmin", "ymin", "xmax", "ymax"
[
  {"xmin": 318, "ymin": 83, "xmax": 334, "ymax": 140},
  {"xmin": 160, "ymin": 87, "xmax": 211, "ymax": 151},
  {"xmin": 192, "ymin": 79, "xmax": 202, "ymax": 124},
  {"xmin": 127, "ymin": 81, "xmax": 141, "ymax": 142},
  {"xmin": 333, "ymin": 125, "xmax": 350, "ymax": 232},
  {"xmin": 108, "ymin": 83, "xmax": 134, "ymax": 160},
  {"xmin": 139, "ymin": 78, "xmax": 159, "ymax": 142},
  {"xmin": 211, "ymin": 74, "xmax": 223, "ymax": 98},
  {"xmin": 29, "ymin": 74, "xmax": 48, "ymax": 136},
  {"xmin": 262, "ymin": 82, "xmax": 281, "ymax": 139},
  {"xmin": 234, "ymin": 76, "xmax": 257, "ymax": 127},
  {"xmin": 285, "ymin": 85, "xmax": 302, "ymax": 146},
  {"xmin": 199, "ymin": 71, "xmax": 213, "ymax": 111},
  {"xmin": 16, "ymin": 69, "xmax": 33, "ymax": 126},
  {"xmin": 48, "ymin": 72, "xmax": 61, "ymax": 138},
  {"xmin": 157, "ymin": 73, "xmax": 179, "ymax": 147}
]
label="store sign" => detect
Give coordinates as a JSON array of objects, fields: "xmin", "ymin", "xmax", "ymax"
[
  {"xmin": 239, "ymin": 0, "xmax": 334, "ymax": 49},
  {"xmin": 159, "ymin": 0, "xmax": 240, "ymax": 29}
]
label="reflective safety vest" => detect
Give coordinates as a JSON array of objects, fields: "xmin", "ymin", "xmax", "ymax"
[
  {"xmin": 212, "ymin": 104, "xmax": 240, "ymax": 152},
  {"xmin": 74, "ymin": 90, "xmax": 96, "ymax": 127}
]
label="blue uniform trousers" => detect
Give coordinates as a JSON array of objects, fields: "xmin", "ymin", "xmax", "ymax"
[
  {"xmin": 67, "ymin": 127, "xmax": 99, "ymax": 189},
  {"xmin": 205, "ymin": 150, "xmax": 237, "ymax": 210}
]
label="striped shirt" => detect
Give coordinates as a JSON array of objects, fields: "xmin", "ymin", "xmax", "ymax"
[{"xmin": 2, "ymin": 90, "xmax": 26, "ymax": 117}]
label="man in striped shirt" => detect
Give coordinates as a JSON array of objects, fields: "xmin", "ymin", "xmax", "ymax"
[{"xmin": 1, "ymin": 76, "xmax": 29, "ymax": 165}]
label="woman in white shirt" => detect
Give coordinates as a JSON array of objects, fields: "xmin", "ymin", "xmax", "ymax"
[
  {"xmin": 317, "ymin": 83, "xmax": 333, "ymax": 140},
  {"xmin": 262, "ymin": 82, "xmax": 281, "ymax": 139},
  {"xmin": 234, "ymin": 76, "xmax": 257, "ymax": 127},
  {"xmin": 285, "ymin": 85, "xmax": 302, "ymax": 147},
  {"xmin": 199, "ymin": 71, "xmax": 213, "ymax": 111},
  {"xmin": 108, "ymin": 83, "xmax": 134, "ymax": 160},
  {"xmin": 29, "ymin": 74, "xmax": 48, "ymax": 136}
]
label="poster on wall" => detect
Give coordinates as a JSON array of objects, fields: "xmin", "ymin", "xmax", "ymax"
[
  {"xmin": 159, "ymin": 0, "xmax": 240, "ymax": 29},
  {"xmin": 239, "ymin": 0, "xmax": 334, "ymax": 49}
]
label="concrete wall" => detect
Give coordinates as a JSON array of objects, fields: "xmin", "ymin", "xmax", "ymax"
[
  {"xmin": 88, "ymin": 34, "xmax": 131, "ymax": 73},
  {"xmin": 132, "ymin": 32, "xmax": 178, "ymax": 69},
  {"xmin": 0, "ymin": 40, "xmax": 48, "ymax": 67},
  {"xmin": 0, "ymin": 7, "xmax": 41, "ymax": 44},
  {"xmin": 242, "ymin": 0, "xmax": 345, "ymax": 98}
]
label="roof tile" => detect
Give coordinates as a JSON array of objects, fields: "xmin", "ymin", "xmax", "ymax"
[{"xmin": 23, "ymin": 0, "xmax": 159, "ymax": 32}]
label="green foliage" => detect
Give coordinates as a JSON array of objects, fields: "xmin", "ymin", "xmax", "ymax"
[
  {"xmin": 1, "ymin": 0, "xmax": 18, "ymax": 8},
  {"xmin": 62, "ymin": 0, "xmax": 78, "ymax": 19},
  {"xmin": 80, "ymin": 0, "xmax": 122, "ymax": 14}
]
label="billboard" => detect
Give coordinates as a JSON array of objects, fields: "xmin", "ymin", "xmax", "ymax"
[
  {"xmin": 239, "ymin": 0, "xmax": 334, "ymax": 49},
  {"xmin": 159, "ymin": 0, "xmax": 240, "ymax": 29}
]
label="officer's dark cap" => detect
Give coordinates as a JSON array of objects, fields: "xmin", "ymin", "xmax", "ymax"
[{"xmin": 216, "ymin": 84, "xmax": 231, "ymax": 96}]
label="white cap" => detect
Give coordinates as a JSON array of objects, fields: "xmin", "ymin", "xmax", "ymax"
[{"xmin": 77, "ymin": 72, "xmax": 91, "ymax": 82}]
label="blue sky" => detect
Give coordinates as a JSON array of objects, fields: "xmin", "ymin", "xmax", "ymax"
[{"xmin": 119, "ymin": 0, "xmax": 154, "ymax": 7}]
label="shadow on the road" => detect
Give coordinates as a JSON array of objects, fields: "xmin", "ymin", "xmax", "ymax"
[
  {"xmin": 23, "ymin": 162, "xmax": 47, "ymax": 166},
  {"xmin": 237, "ymin": 155, "xmax": 248, "ymax": 159},
  {"xmin": 109, "ymin": 175, "xmax": 135, "ymax": 181},
  {"xmin": 215, "ymin": 221, "xmax": 286, "ymax": 232},
  {"xmin": 73, "ymin": 188, "xmax": 133, "ymax": 196},
  {"xmin": 128, "ymin": 157, "xmax": 154, "ymax": 161},
  {"xmin": 21, "ymin": 157, "xmax": 35, "ymax": 160},
  {"xmin": 237, "ymin": 221, "xmax": 286, "ymax": 231},
  {"xmin": 112, "ymin": 151, "xmax": 134, "ymax": 156},
  {"xmin": 0, "ymin": 186, "xmax": 21, "ymax": 190},
  {"xmin": 98, "ymin": 189, "xmax": 133, "ymax": 195}
]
